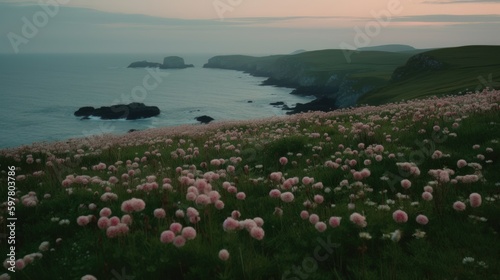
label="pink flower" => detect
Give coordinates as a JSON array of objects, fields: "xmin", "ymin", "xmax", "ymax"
[
  {"xmin": 154, "ymin": 208, "xmax": 166, "ymax": 219},
  {"xmin": 181, "ymin": 227, "xmax": 197, "ymax": 240},
  {"xmin": 175, "ymin": 209, "xmax": 185, "ymax": 218},
  {"xmin": 121, "ymin": 198, "xmax": 146, "ymax": 213},
  {"xmin": 392, "ymin": 210, "xmax": 408, "ymax": 223},
  {"xmin": 302, "ymin": 177, "xmax": 314, "ymax": 185},
  {"xmin": 269, "ymin": 189, "xmax": 281, "ymax": 198},
  {"xmin": 453, "ymin": 201, "xmax": 466, "ymax": 211},
  {"xmin": 106, "ymin": 226, "xmax": 120, "ymax": 238},
  {"xmin": 160, "ymin": 230, "xmax": 175, "ymax": 243},
  {"xmin": 195, "ymin": 194, "xmax": 211, "ymax": 205},
  {"xmin": 315, "ymin": 222, "xmax": 327, "ymax": 232},
  {"xmin": 108, "ymin": 176, "xmax": 119, "ymax": 184},
  {"xmin": 250, "ymin": 227, "xmax": 265, "ymax": 240},
  {"xmin": 173, "ymin": 236, "xmax": 186, "ymax": 248},
  {"xmin": 218, "ymin": 249, "xmax": 230, "ymax": 261},
  {"xmin": 81, "ymin": 275, "xmax": 97, "ymax": 280},
  {"xmin": 186, "ymin": 207, "xmax": 199, "ymax": 218},
  {"xmin": 116, "ymin": 223, "xmax": 129, "ymax": 235},
  {"xmin": 215, "ymin": 200, "xmax": 225, "ymax": 210},
  {"xmin": 309, "ymin": 214, "xmax": 319, "ymax": 225},
  {"xmin": 279, "ymin": 157, "xmax": 288, "ymax": 165},
  {"xmin": 231, "ymin": 210, "xmax": 241, "ymax": 219},
  {"xmin": 253, "ymin": 217, "xmax": 264, "ymax": 227},
  {"xmin": 208, "ymin": 191, "xmax": 221, "ymax": 203},
  {"xmin": 170, "ymin": 222, "xmax": 183, "ymax": 234},
  {"xmin": 15, "ymin": 259, "xmax": 25, "ymax": 270},
  {"xmin": 328, "ymin": 216, "xmax": 341, "ymax": 228},
  {"xmin": 186, "ymin": 192, "xmax": 197, "ymax": 201},
  {"xmin": 349, "ymin": 212, "xmax": 367, "ymax": 227},
  {"xmin": 401, "ymin": 179, "xmax": 412, "ymax": 189},
  {"xmin": 270, "ymin": 172, "xmax": 283, "ymax": 182},
  {"xmin": 241, "ymin": 219, "xmax": 257, "ymax": 231},
  {"xmin": 313, "ymin": 195, "xmax": 324, "ymax": 204},
  {"xmin": 469, "ymin": 193, "xmax": 482, "ymax": 208},
  {"xmin": 421, "ymin": 192, "xmax": 433, "ymax": 201},
  {"xmin": 107, "ymin": 216, "xmax": 119, "ymax": 226},
  {"xmin": 227, "ymin": 186, "xmax": 238, "ymax": 194},
  {"xmin": 223, "ymin": 217, "xmax": 240, "ymax": 231},
  {"xmin": 76, "ymin": 216, "xmax": 90, "ymax": 226},
  {"xmin": 360, "ymin": 168, "xmax": 371, "ymax": 178},
  {"xmin": 121, "ymin": 214, "xmax": 132, "ymax": 225},
  {"xmin": 416, "ymin": 214, "xmax": 429, "ymax": 225},
  {"xmin": 99, "ymin": 207, "xmax": 112, "ymax": 217},
  {"xmin": 457, "ymin": 159, "xmax": 468, "ymax": 168},
  {"xmin": 97, "ymin": 217, "xmax": 110, "ymax": 229},
  {"xmin": 236, "ymin": 192, "xmax": 246, "ymax": 200},
  {"xmin": 300, "ymin": 210, "xmax": 309, "ymax": 220},
  {"xmin": 280, "ymin": 192, "xmax": 294, "ymax": 203}
]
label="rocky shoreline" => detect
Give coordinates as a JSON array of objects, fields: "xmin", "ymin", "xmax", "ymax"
[
  {"xmin": 74, "ymin": 103, "xmax": 160, "ymax": 120},
  {"xmin": 203, "ymin": 55, "xmax": 341, "ymax": 114}
]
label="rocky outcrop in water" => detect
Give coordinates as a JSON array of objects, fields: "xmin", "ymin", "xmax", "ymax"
[
  {"xmin": 75, "ymin": 103, "xmax": 160, "ymax": 120},
  {"xmin": 128, "ymin": 56, "xmax": 193, "ymax": 69},
  {"xmin": 162, "ymin": 56, "xmax": 194, "ymax": 69},
  {"xmin": 195, "ymin": 115, "xmax": 214, "ymax": 124},
  {"xmin": 128, "ymin": 61, "xmax": 162, "ymax": 68}
]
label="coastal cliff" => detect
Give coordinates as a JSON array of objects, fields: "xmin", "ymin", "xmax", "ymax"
[{"xmin": 203, "ymin": 50, "xmax": 412, "ymax": 109}]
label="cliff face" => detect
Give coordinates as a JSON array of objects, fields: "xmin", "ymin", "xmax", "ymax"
[
  {"xmin": 204, "ymin": 55, "xmax": 372, "ymax": 108},
  {"xmin": 391, "ymin": 54, "xmax": 443, "ymax": 81}
]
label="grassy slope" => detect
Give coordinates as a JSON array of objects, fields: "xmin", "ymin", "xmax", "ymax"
[
  {"xmin": 279, "ymin": 49, "xmax": 415, "ymax": 88},
  {"xmin": 358, "ymin": 45, "xmax": 500, "ymax": 105},
  {"xmin": 206, "ymin": 50, "xmax": 417, "ymax": 91},
  {"xmin": 0, "ymin": 91, "xmax": 499, "ymax": 280}
]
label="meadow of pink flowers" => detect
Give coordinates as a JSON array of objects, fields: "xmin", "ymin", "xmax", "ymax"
[{"xmin": 1, "ymin": 89, "xmax": 499, "ymax": 279}]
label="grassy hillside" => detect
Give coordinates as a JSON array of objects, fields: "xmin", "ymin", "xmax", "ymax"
[
  {"xmin": 1, "ymin": 90, "xmax": 499, "ymax": 280},
  {"xmin": 358, "ymin": 46, "xmax": 500, "ymax": 105},
  {"xmin": 205, "ymin": 49, "xmax": 418, "ymax": 95},
  {"xmin": 286, "ymin": 49, "xmax": 415, "ymax": 87}
]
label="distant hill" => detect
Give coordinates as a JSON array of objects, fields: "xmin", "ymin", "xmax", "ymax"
[
  {"xmin": 203, "ymin": 45, "xmax": 500, "ymax": 111},
  {"xmin": 358, "ymin": 45, "xmax": 500, "ymax": 105},
  {"xmin": 290, "ymin": 49, "xmax": 307, "ymax": 55},
  {"xmin": 358, "ymin": 44, "xmax": 415, "ymax": 52}
]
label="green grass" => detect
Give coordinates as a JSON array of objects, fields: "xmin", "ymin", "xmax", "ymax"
[{"xmin": 0, "ymin": 91, "xmax": 499, "ymax": 280}]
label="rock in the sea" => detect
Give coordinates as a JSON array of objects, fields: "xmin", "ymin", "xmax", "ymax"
[
  {"xmin": 74, "ymin": 103, "xmax": 160, "ymax": 120},
  {"xmin": 270, "ymin": 101, "xmax": 285, "ymax": 106},
  {"xmin": 195, "ymin": 115, "xmax": 214, "ymax": 124},
  {"xmin": 128, "ymin": 56, "xmax": 194, "ymax": 69},
  {"xmin": 161, "ymin": 56, "xmax": 194, "ymax": 69},
  {"xmin": 286, "ymin": 97, "xmax": 336, "ymax": 114},
  {"xmin": 74, "ymin": 106, "xmax": 95, "ymax": 117},
  {"xmin": 128, "ymin": 61, "xmax": 162, "ymax": 68}
]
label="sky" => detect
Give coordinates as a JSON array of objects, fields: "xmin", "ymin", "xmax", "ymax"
[{"xmin": 0, "ymin": 0, "xmax": 499, "ymax": 54}]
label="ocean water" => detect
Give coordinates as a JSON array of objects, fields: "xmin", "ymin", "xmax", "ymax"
[{"xmin": 0, "ymin": 54, "xmax": 313, "ymax": 149}]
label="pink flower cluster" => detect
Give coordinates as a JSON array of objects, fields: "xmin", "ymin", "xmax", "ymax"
[
  {"xmin": 21, "ymin": 192, "xmax": 38, "ymax": 207},
  {"xmin": 120, "ymin": 198, "xmax": 146, "ymax": 213},
  {"xmin": 160, "ymin": 224, "xmax": 197, "ymax": 248},
  {"xmin": 222, "ymin": 216, "xmax": 265, "ymax": 240},
  {"xmin": 349, "ymin": 212, "xmax": 367, "ymax": 228}
]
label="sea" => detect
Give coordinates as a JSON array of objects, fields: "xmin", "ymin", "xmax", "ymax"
[{"xmin": 0, "ymin": 53, "xmax": 314, "ymax": 149}]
